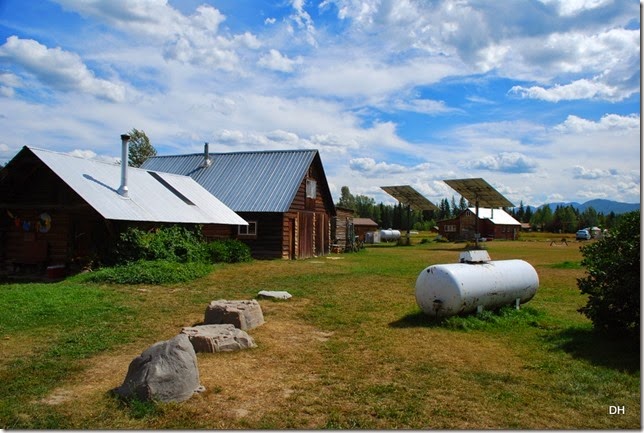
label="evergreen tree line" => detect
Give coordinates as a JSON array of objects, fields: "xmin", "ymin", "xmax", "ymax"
[
  {"xmin": 520, "ymin": 203, "xmax": 622, "ymax": 233},
  {"xmin": 337, "ymin": 186, "xmax": 625, "ymax": 233}
]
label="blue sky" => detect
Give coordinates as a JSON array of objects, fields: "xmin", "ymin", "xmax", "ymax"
[{"xmin": 0, "ymin": 0, "xmax": 640, "ymax": 207}]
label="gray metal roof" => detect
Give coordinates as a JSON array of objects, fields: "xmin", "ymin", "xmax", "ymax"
[
  {"xmin": 142, "ymin": 149, "xmax": 319, "ymax": 212},
  {"xmin": 29, "ymin": 147, "xmax": 247, "ymax": 225}
]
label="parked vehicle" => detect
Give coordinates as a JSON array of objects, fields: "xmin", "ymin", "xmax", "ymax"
[{"xmin": 576, "ymin": 229, "xmax": 591, "ymax": 240}]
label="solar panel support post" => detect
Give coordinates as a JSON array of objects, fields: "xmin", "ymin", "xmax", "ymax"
[
  {"xmin": 474, "ymin": 197, "xmax": 480, "ymax": 249},
  {"xmin": 406, "ymin": 203, "xmax": 411, "ymax": 244}
]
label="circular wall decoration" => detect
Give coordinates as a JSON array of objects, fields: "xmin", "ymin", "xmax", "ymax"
[{"xmin": 38, "ymin": 212, "xmax": 51, "ymax": 233}]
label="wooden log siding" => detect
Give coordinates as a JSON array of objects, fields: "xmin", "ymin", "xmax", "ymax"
[
  {"xmin": 1, "ymin": 164, "xmax": 107, "ymax": 268},
  {"xmin": 285, "ymin": 169, "xmax": 332, "ymax": 259},
  {"xmin": 234, "ymin": 212, "xmax": 284, "ymax": 260},
  {"xmin": 201, "ymin": 224, "xmax": 236, "ymax": 241}
]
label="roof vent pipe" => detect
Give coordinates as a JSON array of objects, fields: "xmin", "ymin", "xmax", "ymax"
[
  {"xmin": 202, "ymin": 142, "xmax": 211, "ymax": 167},
  {"xmin": 118, "ymin": 134, "xmax": 131, "ymax": 197}
]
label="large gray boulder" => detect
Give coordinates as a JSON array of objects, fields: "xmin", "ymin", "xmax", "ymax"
[
  {"xmin": 204, "ymin": 300, "xmax": 265, "ymax": 330},
  {"xmin": 181, "ymin": 324, "xmax": 257, "ymax": 353},
  {"xmin": 113, "ymin": 333, "xmax": 204, "ymax": 403}
]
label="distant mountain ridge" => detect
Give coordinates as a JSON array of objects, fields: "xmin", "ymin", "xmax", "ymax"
[{"xmin": 535, "ymin": 199, "xmax": 640, "ymax": 214}]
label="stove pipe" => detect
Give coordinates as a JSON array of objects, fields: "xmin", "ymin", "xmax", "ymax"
[
  {"xmin": 118, "ymin": 134, "xmax": 131, "ymax": 197},
  {"xmin": 202, "ymin": 142, "xmax": 211, "ymax": 167}
]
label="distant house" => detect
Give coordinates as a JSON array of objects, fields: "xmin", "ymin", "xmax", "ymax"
[
  {"xmin": 0, "ymin": 146, "xmax": 246, "ymax": 272},
  {"xmin": 353, "ymin": 218, "xmax": 379, "ymax": 242},
  {"xmin": 142, "ymin": 146, "xmax": 336, "ymax": 259},
  {"xmin": 437, "ymin": 207, "xmax": 520, "ymax": 241}
]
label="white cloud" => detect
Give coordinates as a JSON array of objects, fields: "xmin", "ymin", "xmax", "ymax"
[
  {"xmin": 289, "ymin": 0, "xmax": 317, "ymax": 46},
  {"xmin": 297, "ymin": 56, "xmax": 460, "ymax": 99},
  {"xmin": 538, "ymin": 0, "xmax": 612, "ymax": 16},
  {"xmin": 0, "ymin": 36, "xmax": 126, "ymax": 102},
  {"xmin": 572, "ymin": 165, "xmax": 617, "ymax": 179},
  {"xmin": 509, "ymin": 78, "xmax": 622, "ymax": 102},
  {"xmin": 68, "ymin": 148, "xmax": 119, "ymax": 164},
  {"xmin": 463, "ymin": 152, "xmax": 538, "ymax": 173},
  {"xmin": 349, "ymin": 157, "xmax": 432, "ymax": 178},
  {"xmin": 258, "ymin": 49, "xmax": 300, "ymax": 72},
  {"xmin": 54, "ymin": 0, "xmax": 260, "ymax": 71},
  {"xmin": 390, "ymin": 97, "xmax": 455, "ymax": 115},
  {"xmin": 554, "ymin": 113, "xmax": 640, "ymax": 134}
]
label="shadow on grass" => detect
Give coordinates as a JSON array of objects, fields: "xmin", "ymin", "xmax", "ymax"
[
  {"xmin": 545, "ymin": 327, "xmax": 640, "ymax": 373},
  {"xmin": 389, "ymin": 311, "xmax": 443, "ymax": 328}
]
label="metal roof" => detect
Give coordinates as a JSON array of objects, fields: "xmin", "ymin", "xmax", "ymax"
[
  {"xmin": 29, "ymin": 147, "xmax": 247, "ymax": 225},
  {"xmin": 142, "ymin": 149, "xmax": 319, "ymax": 212},
  {"xmin": 468, "ymin": 207, "xmax": 521, "ymax": 226}
]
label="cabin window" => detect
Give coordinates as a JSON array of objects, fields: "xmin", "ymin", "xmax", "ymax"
[
  {"xmin": 238, "ymin": 221, "xmax": 257, "ymax": 237},
  {"xmin": 306, "ymin": 179, "xmax": 317, "ymax": 199},
  {"xmin": 445, "ymin": 225, "xmax": 456, "ymax": 232}
]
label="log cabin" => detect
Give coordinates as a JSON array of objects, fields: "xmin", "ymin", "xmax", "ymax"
[
  {"xmin": 437, "ymin": 207, "xmax": 521, "ymax": 241},
  {"xmin": 0, "ymin": 144, "xmax": 246, "ymax": 274},
  {"xmin": 142, "ymin": 145, "xmax": 336, "ymax": 259}
]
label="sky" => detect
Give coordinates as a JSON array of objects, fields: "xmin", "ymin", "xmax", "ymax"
[{"xmin": 0, "ymin": 0, "xmax": 640, "ymax": 208}]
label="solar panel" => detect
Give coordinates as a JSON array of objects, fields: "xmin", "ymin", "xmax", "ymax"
[
  {"xmin": 380, "ymin": 185, "xmax": 438, "ymax": 211},
  {"xmin": 443, "ymin": 178, "xmax": 514, "ymax": 208}
]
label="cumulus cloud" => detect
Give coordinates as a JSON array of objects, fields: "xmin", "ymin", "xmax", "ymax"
[
  {"xmin": 0, "ymin": 72, "xmax": 21, "ymax": 97},
  {"xmin": 349, "ymin": 157, "xmax": 431, "ymax": 178},
  {"xmin": 319, "ymin": 1, "xmax": 638, "ymax": 102},
  {"xmin": 258, "ymin": 49, "xmax": 301, "ymax": 72},
  {"xmin": 509, "ymin": 78, "xmax": 622, "ymax": 102},
  {"xmin": 463, "ymin": 152, "xmax": 538, "ymax": 173},
  {"xmin": 538, "ymin": 0, "xmax": 612, "ymax": 16},
  {"xmin": 55, "ymin": 0, "xmax": 260, "ymax": 71},
  {"xmin": 0, "ymin": 36, "xmax": 126, "ymax": 102},
  {"xmin": 68, "ymin": 148, "xmax": 119, "ymax": 164},
  {"xmin": 554, "ymin": 113, "xmax": 640, "ymax": 134},
  {"xmin": 572, "ymin": 165, "xmax": 618, "ymax": 179}
]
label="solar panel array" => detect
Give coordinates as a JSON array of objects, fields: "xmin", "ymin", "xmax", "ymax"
[
  {"xmin": 443, "ymin": 178, "xmax": 514, "ymax": 208},
  {"xmin": 380, "ymin": 185, "xmax": 438, "ymax": 211}
]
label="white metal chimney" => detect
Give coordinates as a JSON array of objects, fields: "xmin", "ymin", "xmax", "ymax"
[
  {"xmin": 202, "ymin": 142, "xmax": 211, "ymax": 167},
  {"xmin": 118, "ymin": 134, "xmax": 131, "ymax": 197}
]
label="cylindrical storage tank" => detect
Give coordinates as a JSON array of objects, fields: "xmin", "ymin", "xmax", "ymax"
[
  {"xmin": 380, "ymin": 229, "xmax": 401, "ymax": 242},
  {"xmin": 415, "ymin": 259, "xmax": 538, "ymax": 318}
]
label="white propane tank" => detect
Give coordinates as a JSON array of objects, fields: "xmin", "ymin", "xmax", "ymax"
[
  {"xmin": 380, "ymin": 229, "xmax": 401, "ymax": 242},
  {"xmin": 415, "ymin": 256, "xmax": 539, "ymax": 318}
]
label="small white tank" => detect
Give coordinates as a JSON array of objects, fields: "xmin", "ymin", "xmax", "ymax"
[
  {"xmin": 380, "ymin": 229, "xmax": 401, "ymax": 242},
  {"xmin": 415, "ymin": 259, "xmax": 539, "ymax": 318}
]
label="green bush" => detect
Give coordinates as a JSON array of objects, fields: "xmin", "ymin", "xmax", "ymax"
[
  {"xmin": 82, "ymin": 260, "xmax": 213, "ymax": 285},
  {"xmin": 206, "ymin": 239, "xmax": 252, "ymax": 263},
  {"xmin": 577, "ymin": 211, "xmax": 640, "ymax": 338},
  {"xmin": 114, "ymin": 226, "xmax": 208, "ymax": 264}
]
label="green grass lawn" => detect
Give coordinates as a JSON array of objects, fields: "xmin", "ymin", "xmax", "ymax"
[{"xmin": 0, "ymin": 237, "xmax": 639, "ymax": 429}]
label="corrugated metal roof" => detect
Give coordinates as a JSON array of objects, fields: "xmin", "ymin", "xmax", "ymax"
[
  {"xmin": 142, "ymin": 149, "xmax": 318, "ymax": 212},
  {"xmin": 469, "ymin": 207, "xmax": 520, "ymax": 225},
  {"xmin": 29, "ymin": 147, "xmax": 247, "ymax": 225}
]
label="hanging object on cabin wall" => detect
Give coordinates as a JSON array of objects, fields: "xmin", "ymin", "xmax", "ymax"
[
  {"xmin": 22, "ymin": 220, "xmax": 31, "ymax": 232},
  {"xmin": 8, "ymin": 210, "xmax": 20, "ymax": 228},
  {"xmin": 38, "ymin": 212, "xmax": 51, "ymax": 233}
]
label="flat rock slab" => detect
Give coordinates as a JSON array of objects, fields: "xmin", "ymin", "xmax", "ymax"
[
  {"xmin": 257, "ymin": 290, "xmax": 292, "ymax": 300},
  {"xmin": 181, "ymin": 324, "xmax": 257, "ymax": 353},
  {"xmin": 204, "ymin": 300, "xmax": 265, "ymax": 330},
  {"xmin": 113, "ymin": 333, "xmax": 204, "ymax": 403}
]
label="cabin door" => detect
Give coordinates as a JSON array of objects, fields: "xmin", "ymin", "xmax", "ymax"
[
  {"xmin": 298, "ymin": 212, "xmax": 314, "ymax": 259},
  {"xmin": 315, "ymin": 212, "xmax": 327, "ymax": 256}
]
